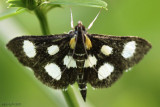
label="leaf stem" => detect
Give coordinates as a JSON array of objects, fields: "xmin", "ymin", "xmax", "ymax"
[{"xmin": 34, "ymin": 7, "xmax": 50, "ymax": 35}]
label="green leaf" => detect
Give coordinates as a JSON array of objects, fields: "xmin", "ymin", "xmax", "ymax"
[
  {"xmin": 45, "ymin": 5, "xmax": 61, "ymax": 13},
  {"xmin": 45, "ymin": 0, "xmax": 107, "ymax": 9},
  {"xmin": 7, "ymin": 0, "xmax": 25, "ymax": 8},
  {"xmin": 0, "ymin": 9, "xmax": 26, "ymax": 21},
  {"xmin": 7, "ymin": 0, "xmax": 37, "ymax": 10}
]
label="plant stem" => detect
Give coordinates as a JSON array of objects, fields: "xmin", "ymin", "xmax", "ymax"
[
  {"xmin": 62, "ymin": 86, "xmax": 80, "ymax": 107},
  {"xmin": 34, "ymin": 7, "xmax": 50, "ymax": 35},
  {"xmin": 34, "ymin": 7, "xmax": 79, "ymax": 107}
]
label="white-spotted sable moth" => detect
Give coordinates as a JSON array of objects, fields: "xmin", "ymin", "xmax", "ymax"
[{"xmin": 7, "ymin": 10, "xmax": 151, "ymax": 101}]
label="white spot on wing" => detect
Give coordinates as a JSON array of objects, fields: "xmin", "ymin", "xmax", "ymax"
[
  {"xmin": 101, "ymin": 45, "xmax": 113, "ymax": 56},
  {"xmin": 122, "ymin": 41, "xmax": 136, "ymax": 59},
  {"xmin": 84, "ymin": 55, "xmax": 97, "ymax": 68},
  {"xmin": 125, "ymin": 68, "xmax": 132, "ymax": 72},
  {"xmin": 44, "ymin": 63, "xmax": 61, "ymax": 80},
  {"xmin": 25, "ymin": 66, "xmax": 33, "ymax": 72},
  {"xmin": 23, "ymin": 40, "xmax": 36, "ymax": 58},
  {"xmin": 98, "ymin": 63, "xmax": 114, "ymax": 80},
  {"xmin": 47, "ymin": 45, "xmax": 59, "ymax": 55},
  {"xmin": 63, "ymin": 56, "xmax": 77, "ymax": 68}
]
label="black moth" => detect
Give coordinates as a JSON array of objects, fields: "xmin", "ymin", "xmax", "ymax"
[{"xmin": 7, "ymin": 10, "xmax": 151, "ymax": 101}]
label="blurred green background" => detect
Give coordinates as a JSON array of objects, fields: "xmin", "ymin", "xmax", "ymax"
[{"xmin": 0, "ymin": 0, "xmax": 160, "ymax": 107}]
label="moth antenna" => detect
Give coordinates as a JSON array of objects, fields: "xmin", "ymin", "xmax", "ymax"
[
  {"xmin": 70, "ymin": 8, "xmax": 74, "ymax": 29},
  {"xmin": 87, "ymin": 8, "xmax": 102, "ymax": 30}
]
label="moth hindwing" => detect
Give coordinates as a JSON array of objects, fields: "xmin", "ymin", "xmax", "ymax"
[{"xmin": 7, "ymin": 21, "xmax": 151, "ymax": 101}]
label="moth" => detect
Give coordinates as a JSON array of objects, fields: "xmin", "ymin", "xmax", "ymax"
[{"xmin": 7, "ymin": 10, "xmax": 151, "ymax": 101}]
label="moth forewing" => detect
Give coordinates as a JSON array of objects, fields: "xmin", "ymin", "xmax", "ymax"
[{"xmin": 7, "ymin": 34, "xmax": 78, "ymax": 89}]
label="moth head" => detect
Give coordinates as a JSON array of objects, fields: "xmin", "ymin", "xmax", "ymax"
[{"xmin": 75, "ymin": 21, "xmax": 86, "ymax": 33}]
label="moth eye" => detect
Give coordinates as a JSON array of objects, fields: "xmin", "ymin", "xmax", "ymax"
[
  {"xmin": 101, "ymin": 45, "xmax": 113, "ymax": 56},
  {"xmin": 121, "ymin": 41, "xmax": 136, "ymax": 59},
  {"xmin": 47, "ymin": 45, "xmax": 59, "ymax": 55},
  {"xmin": 98, "ymin": 63, "xmax": 114, "ymax": 80},
  {"xmin": 44, "ymin": 63, "xmax": 61, "ymax": 80},
  {"xmin": 82, "ymin": 26, "xmax": 86, "ymax": 31},
  {"xmin": 75, "ymin": 26, "xmax": 78, "ymax": 31},
  {"xmin": 23, "ymin": 40, "xmax": 36, "ymax": 58}
]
